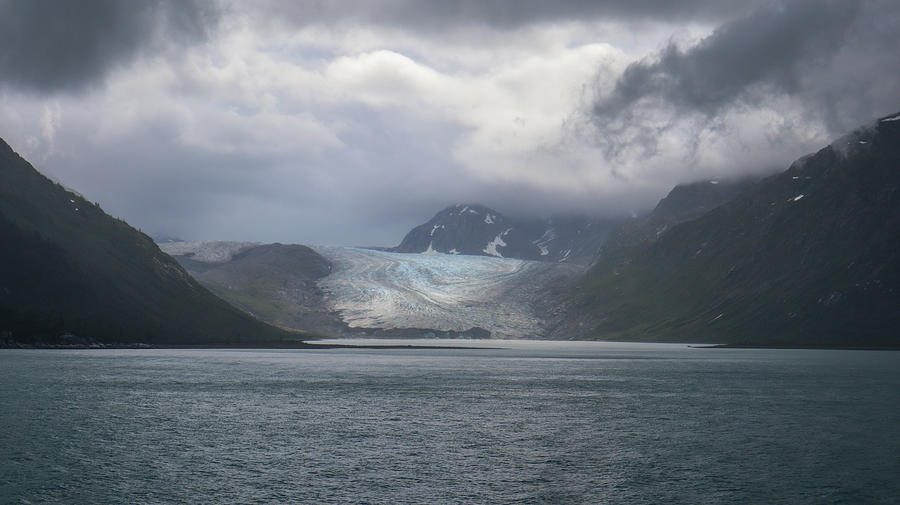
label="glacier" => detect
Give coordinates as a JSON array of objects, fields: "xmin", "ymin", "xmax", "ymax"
[{"xmin": 312, "ymin": 246, "xmax": 564, "ymax": 338}]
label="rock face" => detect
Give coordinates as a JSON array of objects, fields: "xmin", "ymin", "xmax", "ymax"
[
  {"xmin": 0, "ymin": 137, "xmax": 299, "ymax": 345},
  {"xmin": 565, "ymin": 112, "xmax": 900, "ymax": 347},
  {"xmin": 392, "ymin": 204, "xmax": 614, "ymax": 263}
]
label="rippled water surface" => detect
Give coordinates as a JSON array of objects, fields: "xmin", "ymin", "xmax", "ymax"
[{"xmin": 2, "ymin": 341, "xmax": 899, "ymax": 504}]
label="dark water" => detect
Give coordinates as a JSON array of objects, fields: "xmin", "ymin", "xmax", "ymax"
[{"xmin": 1, "ymin": 341, "xmax": 898, "ymax": 504}]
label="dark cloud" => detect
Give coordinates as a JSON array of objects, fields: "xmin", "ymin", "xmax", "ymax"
[
  {"xmin": 591, "ymin": 0, "xmax": 900, "ymax": 142},
  {"xmin": 595, "ymin": 0, "xmax": 862, "ymax": 118},
  {"xmin": 252, "ymin": 0, "xmax": 766, "ymax": 30},
  {"xmin": 0, "ymin": 0, "xmax": 218, "ymax": 92}
]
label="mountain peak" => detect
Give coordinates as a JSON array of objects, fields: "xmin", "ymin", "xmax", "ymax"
[
  {"xmin": 439, "ymin": 203, "xmax": 498, "ymax": 220},
  {"xmin": 651, "ymin": 176, "xmax": 758, "ymax": 222},
  {"xmin": 393, "ymin": 203, "xmax": 614, "ymax": 262}
]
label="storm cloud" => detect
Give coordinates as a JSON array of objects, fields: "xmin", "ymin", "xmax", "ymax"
[
  {"xmin": 589, "ymin": 0, "xmax": 900, "ymax": 166},
  {"xmin": 249, "ymin": 0, "xmax": 765, "ymax": 30},
  {"xmin": 0, "ymin": 0, "xmax": 217, "ymax": 92},
  {"xmin": 0, "ymin": 0, "xmax": 898, "ymax": 246},
  {"xmin": 595, "ymin": 0, "xmax": 863, "ymax": 118}
]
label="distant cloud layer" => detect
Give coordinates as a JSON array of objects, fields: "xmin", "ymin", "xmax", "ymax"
[{"xmin": 0, "ymin": 0, "xmax": 898, "ymax": 245}]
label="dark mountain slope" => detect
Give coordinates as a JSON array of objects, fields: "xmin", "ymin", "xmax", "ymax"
[
  {"xmin": 165, "ymin": 242, "xmax": 343, "ymax": 336},
  {"xmin": 0, "ymin": 137, "xmax": 305, "ymax": 345},
  {"xmin": 573, "ymin": 113, "xmax": 900, "ymax": 347},
  {"xmin": 601, "ymin": 177, "xmax": 758, "ymax": 256}
]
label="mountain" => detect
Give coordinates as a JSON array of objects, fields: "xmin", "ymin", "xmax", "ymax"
[
  {"xmin": 566, "ymin": 112, "xmax": 900, "ymax": 347},
  {"xmin": 0, "ymin": 137, "xmax": 307, "ymax": 346},
  {"xmin": 392, "ymin": 203, "xmax": 615, "ymax": 263},
  {"xmin": 160, "ymin": 241, "xmax": 344, "ymax": 336},
  {"xmin": 600, "ymin": 176, "xmax": 759, "ymax": 256}
]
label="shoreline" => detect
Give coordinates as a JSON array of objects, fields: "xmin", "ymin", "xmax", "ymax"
[
  {"xmin": 690, "ymin": 344, "xmax": 900, "ymax": 351},
  {"xmin": 4, "ymin": 341, "xmax": 898, "ymax": 351},
  {"xmin": 0, "ymin": 340, "xmax": 503, "ymax": 351}
]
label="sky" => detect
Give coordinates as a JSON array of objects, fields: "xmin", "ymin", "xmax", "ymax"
[{"xmin": 1, "ymin": 0, "xmax": 898, "ymax": 246}]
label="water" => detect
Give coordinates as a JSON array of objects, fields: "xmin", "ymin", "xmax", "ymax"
[{"xmin": 1, "ymin": 341, "xmax": 898, "ymax": 504}]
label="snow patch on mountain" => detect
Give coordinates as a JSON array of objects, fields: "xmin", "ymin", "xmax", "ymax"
[
  {"xmin": 532, "ymin": 228, "xmax": 555, "ymax": 256},
  {"xmin": 483, "ymin": 229, "xmax": 510, "ymax": 257}
]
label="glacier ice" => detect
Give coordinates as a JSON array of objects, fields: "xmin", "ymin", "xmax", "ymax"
[{"xmin": 312, "ymin": 247, "xmax": 551, "ymax": 338}]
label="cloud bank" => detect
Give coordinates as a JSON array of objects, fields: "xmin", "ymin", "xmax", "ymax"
[{"xmin": 0, "ymin": 0, "xmax": 898, "ymax": 245}]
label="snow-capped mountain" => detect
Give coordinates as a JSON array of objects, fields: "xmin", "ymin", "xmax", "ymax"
[{"xmin": 392, "ymin": 204, "xmax": 614, "ymax": 263}]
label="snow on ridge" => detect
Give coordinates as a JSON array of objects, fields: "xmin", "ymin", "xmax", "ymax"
[
  {"xmin": 792, "ymin": 194, "xmax": 805, "ymax": 201},
  {"xmin": 881, "ymin": 114, "xmax": 900, "ymax": 122},
  {"xmin": 532, "ymin": 227, "xmax": 555, "ymax": 256},
  {"xmin": 158, "ymin": 240, "xmax": 261, "ymax": 263},
  {"xmin": 483, "ymin": 228, "xmax": 511, "ymax": 257},
  {"xmin": 484, "ymin": 214, "xmax": 494, "ymax": 224}
]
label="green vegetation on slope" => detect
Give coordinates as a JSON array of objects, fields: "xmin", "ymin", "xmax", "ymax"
[
  {"xmin": 575, "ymin": 114, "xmax": 900, "ymax": 347},
  {"xmin": 0, "ymin": 137, "xmax": 305, "ymax": 345}
]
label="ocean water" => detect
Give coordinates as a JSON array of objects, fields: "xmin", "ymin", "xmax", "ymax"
[{"xmin": 1, "ymin": 341, "xmax": 898, "ymax": 504}]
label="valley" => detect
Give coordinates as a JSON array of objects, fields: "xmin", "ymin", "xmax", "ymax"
[
  {"xmin": 4, "ymin": 111, "xmax": 900, "ymax": 348},
  {"xmin": 160, "ymin": 241, "xmax": 582, "ymax": 339}
]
